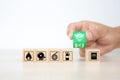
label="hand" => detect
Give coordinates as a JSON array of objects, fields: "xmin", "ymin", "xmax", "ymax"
[{"xmin": 67, "ymin": 21, "xmax": 120, "ymax": 57}]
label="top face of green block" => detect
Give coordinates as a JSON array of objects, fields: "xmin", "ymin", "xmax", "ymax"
[{"xmin": 73, "ymin": 31, "xmax": 86, "ymax": 43}]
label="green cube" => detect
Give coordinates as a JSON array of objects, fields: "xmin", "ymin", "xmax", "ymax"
[{"xmin": 73, "ymin": 31, "xmax": 86, "ymax": 48}]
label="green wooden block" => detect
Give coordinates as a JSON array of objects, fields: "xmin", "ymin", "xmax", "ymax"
[{"xmin": 73, "ymin": 31, "xmax": 86, "ymax": 48}]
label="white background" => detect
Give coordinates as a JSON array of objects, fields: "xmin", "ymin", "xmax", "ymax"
[
  {"xmin": 0, "ymin": 0, "xmax": 120, "ymax": 49},
  {"xmin": 0, "ymin": 1, "xmax": 120, "ymax": 80}
]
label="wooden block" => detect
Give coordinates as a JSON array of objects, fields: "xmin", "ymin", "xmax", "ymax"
[
  {"xmin": 61, "ymin": 49, "xmax": 73, "ymax": 62},
  {"xmin": 85, "ymin": 48, "xmax": 100, "ymax": 62},
  {"xmin": 35, "ymin": 49, "xmax": 48, "ymax": 62},
  {"xmin": 48, "ymin": 49, "xmax": 61, "ymax": 62},
  {"xmin": 23, "ymin": 48, "xmax": 74, "ymax": 62},
  {"xmin": 73, "ymin": 31, "xmax": 86, "ymax": 48},
  {"xmin": 23, "ymin": 49, "xmax": 35, "ymax": 62}
]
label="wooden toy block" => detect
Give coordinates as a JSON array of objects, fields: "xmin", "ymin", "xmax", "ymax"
[
  {"xmin": 73, "ymin": 31, "xmax": 86, "ymax": 48},
  {"xmin": 23, "ymin": 48, "xmax": 74, "ymax": 62},
  {"xmin": 85, "ymin": 48, "xmax": 100, "ymax": 62},
  {"xmin": 23, "ymin": 49, "xmax": 35, "ymax": 62},
  {"xmin": 35, "ymin": 49, "xmax": 48, "ymax": 62},
  {"xmin": 48, "ymin": 49, "xmax": 61, "ymax": 62},
  {"xmin": 61, "ymin": 49, "xmax": 73, "ymax": 62}
]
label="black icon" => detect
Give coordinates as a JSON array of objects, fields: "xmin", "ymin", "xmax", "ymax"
[
  {"xmin": 91, "ymin": 53, "xmax": 97, "ymax": 60},
  {"xmin": 65, "ymin": 52, "xmax": 70, "ymax": 60},
  {"xmin": 52, "ymin": 52, "xmax": 58, "ymax": 60},
  {"xmin": 37, "ymin": 52, "xmax": 46, "ymax": 60},
  {"xmin": 26, "ymin": 52, "xmax": 32, "ymax": 61}
]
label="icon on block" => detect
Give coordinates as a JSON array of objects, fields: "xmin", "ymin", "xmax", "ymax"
[
  {"xmin": 85, "ymin": 49, "xmax": 100, "ymax": 62},
  {"xmin": 49, "ymin": 50, "xmax": 60, "ymax": 61},
  {"xmin": 65, "ymin": 52, "xmax": 70, "ymax": 60},
  {"xmin": 52, "ymin": 52, "xmax": 58, "ymax": 60},
  {"xmin": 26, "ymin": 52, "xmax": 32, "ymax": 60},
  {"xmin": 37, "ymin": 52, "xmax": 46, "ymax": 60},
  {"xmin": 23, "ymin": 49, "xmax": 34, "ymax": 62},
  {"xmin": 73, "ymin": 31, "xmax": 86, "ymax": 48},
  {"xmin": 35, "ymin": 49, "xmax": 47, "ymax": 61},
  {"xmin": 91, "ymin": 53, "xmax": 97, "ymax": 60},
  {"xmin": 62, "ymin": 49, "xmax": 73, "ymax": 61}
]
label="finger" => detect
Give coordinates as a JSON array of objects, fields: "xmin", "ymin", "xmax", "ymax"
[
  {"xmin": 67, "ymin": 23, "xmax": 77, "ymax": 40},
  {"xmin": 79, "ymin": 43, "xmax": 96, "ymax": 57},
  {"xmin": 79, "ymin": 48, "xmax": 85, "ymax": 57},
  {"xmin": 67, "ymin": 22, "xmax": 83, "ymax": 40},
  {"xmin": 86, "ymin": 41, "xmax": 95, "ymax": 47},
  {"xmin": 87, "ymin": 42, "xmax": 96, "ymax": 48},
  {"xmin": 67, "ymin": 21, "xmax": 93, "ymax": 40},
  {"xmin": 96, "ymin": 46, "xmax": 112, "ymax": 56},
  {"xmin": 86, "ymin": 31, "xmax": 94, "ymax": 41}
]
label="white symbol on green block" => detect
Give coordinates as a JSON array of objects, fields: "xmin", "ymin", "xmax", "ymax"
[{"xmin": 73, "ymin": 31, "xmax": 86, "ymax": 48}]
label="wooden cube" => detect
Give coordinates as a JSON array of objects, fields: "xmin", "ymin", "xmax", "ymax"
[
  {"xmin": 85, "ymin": 48, "xmax": 100, "ymax": 62},
  {"xmin": 61, "ymin": 49, "xmax": 73, "ymax": 62},
  {"xmin": 23, "ymin": 49, "xmax": 35, "ymax": 62},
  {"xmin": 35, "ymin": 49, "xmax": 48, "ymax": 62},
  {"xmin": 48, "ymin": 49, "xmax": 61, "ymax": 62}
]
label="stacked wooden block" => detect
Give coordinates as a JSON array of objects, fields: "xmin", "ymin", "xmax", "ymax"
[
  {"xmin": 73, "ymin": 31, "xmax": 100, "ymax": 62},
  {"xmin": 23, "ymin": 49, "xmax": 73, "ymax": 62}
]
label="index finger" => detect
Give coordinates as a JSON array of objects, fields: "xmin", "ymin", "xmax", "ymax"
[{"xmin": 67, "ymin": 22, "xmax": 83, "ymax": 40}]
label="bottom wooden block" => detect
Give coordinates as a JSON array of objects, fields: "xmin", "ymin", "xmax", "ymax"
[
  {"xmin": 48, "ymin": 49, "xmax": 61, "ymax": 62},
  {"xmin": 35, "ymin": 49, "xmax": 48, "ymax": 62},
  {"xmin": 62, "ymin": 49, "xmax": 73, "ymax": 62},
  {"xmin": 23, "ymin": 48, "xmax": 74, "ymax": 62},
  {"xmin": 85, "ymin": 48, "xmax": 100, "ymax": 62},
  {"xmin": 23, "ymin": 49, "xmax": 35, "ymax": 62}
]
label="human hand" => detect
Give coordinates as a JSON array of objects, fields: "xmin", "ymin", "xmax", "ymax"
[{"xmin": 67, "ymin": 21, "xmax": 120, "ymax": 57}]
